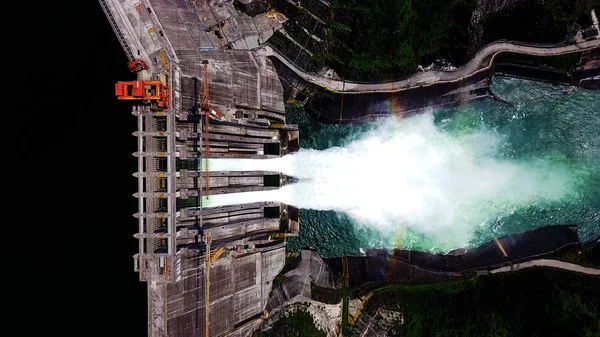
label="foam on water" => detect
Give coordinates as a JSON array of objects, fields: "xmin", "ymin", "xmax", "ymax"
[{"xmin": 207, "ymin": 111, "xmax": 579, "ymax": 250}]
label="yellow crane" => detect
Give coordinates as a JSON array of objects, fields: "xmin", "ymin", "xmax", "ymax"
[{"xmin": 203, "ymin": 232, "xmax": 224, "ymax": 337}]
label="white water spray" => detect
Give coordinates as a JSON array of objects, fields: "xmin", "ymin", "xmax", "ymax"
[{"xmin": 207, "ymin": 113, "xmax": 577, "ymax": 249}]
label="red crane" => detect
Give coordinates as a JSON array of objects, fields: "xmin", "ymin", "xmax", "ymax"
[
  {"xmin": 127, "ymin": 58, "xmax": 149, "ymax": 73},
  {"xmin": 115, "ymin": 80, "xmax": 169, "ymax": 109}
]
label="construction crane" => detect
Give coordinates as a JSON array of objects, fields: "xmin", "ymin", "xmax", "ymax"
[
  {"xmin": 203, "ymin": 232, "xmax": 224, "ymax": 337},
  {"xmin": 127, "ymin": 58, "xmax": 149, "ymax": 73},
  {"xmin": 115, "ymin": 80, "xmax": 169, "ymax": 109},
  {"xmin": 198, "ymin": 61, "xmax": 223, "ymax": 200},
  {"xmin": 199, "ymin": 60, "xmax": 223, "ymax": 198},
  {"xmin": 200, "ymin": 61, "xmax": 211, "ymax": 198}
]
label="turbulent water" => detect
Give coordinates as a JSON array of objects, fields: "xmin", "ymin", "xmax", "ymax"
[{"xmin": 208, "ymin": 77, "xmax": 600, "ymax": 256}]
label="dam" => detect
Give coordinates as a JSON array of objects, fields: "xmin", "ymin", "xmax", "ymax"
[
  {"xmin": 100, "ymin": 1, "xmax": 599, "ymax": 336},
  {"xmin": 100, "ymin": 0, "xmax": 300, "ymax": 336}
]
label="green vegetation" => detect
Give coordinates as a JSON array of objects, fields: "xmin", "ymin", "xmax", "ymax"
[
  {"xmin": 341, "ymin": 296, "xmax": 350, "ymax": 336},
  {"xmin": 481, "ymin": 0, "xmax": 596, "ymax": 44},
  {"xmin": 325, "ymin": 0, "xmax": 474, "ymax": 81},
  {"xmin": 350, "ymin": 280, "xmax": 387, "ymax": 298},
  {"xmin": 549, "ymin": 243, "xmax": 600, "ymax": 268},
  {"xmin": 265, "ymin": 0, "xmax": 596, "ymax": 81},
  {"xmin": 363, "ymin": 269, "xmax": 600, "ymax": 337},
  {"xmin": 257, "ymin": 268, "xmax": 600, "ymax": 336},
  {"xmin": 252, "ymin": 308, "xmax": 327, "ymax": 337}
]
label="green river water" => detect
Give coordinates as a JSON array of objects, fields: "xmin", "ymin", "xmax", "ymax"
[{"xmin": 284, "ymin": 77, "xmax": 600, "ymax": 257}]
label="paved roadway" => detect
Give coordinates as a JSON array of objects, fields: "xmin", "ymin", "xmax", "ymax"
[
  {"xmin": 259, "ymin": 39, "xmax": 600, "ymax": 94},
  {"xmin": 489, "ymin": 259, "xmax": 600, "ymax": 276}
]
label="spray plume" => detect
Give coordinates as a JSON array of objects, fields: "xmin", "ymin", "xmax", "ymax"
[{"xmin": 207, "ymin": 112, "xmax": 576, "ymax": 249}]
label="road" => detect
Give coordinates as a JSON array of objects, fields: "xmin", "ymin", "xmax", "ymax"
[
  {"xmin": 259, "ymin": 39, "xmax": 600, "ymax": 94},
  {"xmin": 489, "ymin": 259, "xmax": 600, "ymax": 276}
]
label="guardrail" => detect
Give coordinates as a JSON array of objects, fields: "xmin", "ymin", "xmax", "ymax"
[{"xmin": 98, "ymin": 0, "xmax": 135, "ymax": 61}]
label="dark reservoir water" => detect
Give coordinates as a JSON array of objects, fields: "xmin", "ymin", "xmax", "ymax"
[{"xmin": 285, "ymin": 77, "xmax": 600, "ymax": 257}]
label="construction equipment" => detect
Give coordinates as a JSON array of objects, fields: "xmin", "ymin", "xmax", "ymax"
[
  {"xmin": 199, "ymin": 60, "xmax": 222, "ymax": 199},
  {"xmin": 201, "ymin": 61, "xmax": 211, "ymax": 199},
  {"xmin": 115, "ymin": 80, "xmax": 169, "ymax": 109},
  {"xmin": 268, "ymin": 122, "xmax": 285, "ymax": 129},
  {"xmin": 160, "ymin": 49, "xmax": 170, "ymax": 70},
  {"xmin": 127, "ymin": 58, "xmax": 149, "ymax": 72},
  {"xmin": 203, "ymin": 232, "xmax": 224, "ymax": 337},
  {"xmin": 265, "ymin": 9, "xmax": 287, "ymax": 23},
  {"xmin": 270, "ymin": 233, "xmax": 286, "ymax": 239},
  {"xmin": 200, "ymin": 61, "xmax": 222, "ymax": 121}
]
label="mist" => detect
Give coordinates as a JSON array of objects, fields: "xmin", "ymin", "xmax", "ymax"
[{"xmin": 206, "ymin": 112, "xmax": 577, "ymax": 249}]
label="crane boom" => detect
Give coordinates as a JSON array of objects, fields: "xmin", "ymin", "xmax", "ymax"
[
  {"xmin": 201, "ymin": 60, "xmax": 211, "ymax": 199},
  {"xmin": 203, "ymin": 233, "xmax": 224, "ymax": 337},
  {"xmin": 204, "ymin": 234, "xmax": 211, "ymax": 337}
]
